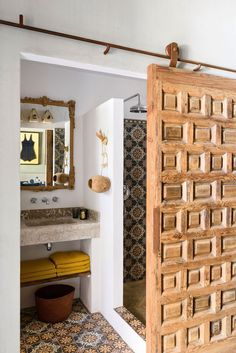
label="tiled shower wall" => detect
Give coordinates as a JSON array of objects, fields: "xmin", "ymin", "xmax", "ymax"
[
  {"xmin": 123, "ymin": 119, "xmax": 146, "ymax": 282},
  {"xmin": 55, "ymin": 128, "xmax": 65, "ymax": 173}
]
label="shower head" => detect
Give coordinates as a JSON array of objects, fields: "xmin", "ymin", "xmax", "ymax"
[
  {"xmin": 130, "ymin": 102, "xmax": 147, "ymax": 113},
  {"xmin": 124, "ymin": 93, "xmax": 147, "ymax": 114}
]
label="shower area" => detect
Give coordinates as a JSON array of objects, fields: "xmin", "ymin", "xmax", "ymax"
[{"xmin": 123, "ymin": 99, "xmax": 147, "ymax": 325}]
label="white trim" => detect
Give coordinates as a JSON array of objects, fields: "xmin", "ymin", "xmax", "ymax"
[{"xmin": 20, "ymin": 52, "xmax": 147, "ymax": 80}]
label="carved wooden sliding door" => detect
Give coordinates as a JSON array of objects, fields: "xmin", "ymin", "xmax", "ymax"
[{"xmin": 147, "ymin": 65, "xmax": 236, "ymax": 353}]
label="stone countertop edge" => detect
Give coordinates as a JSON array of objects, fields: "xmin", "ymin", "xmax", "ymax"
[{"xmin": 21, "ymin": 219, "xmax": 100, "ymax": 246}]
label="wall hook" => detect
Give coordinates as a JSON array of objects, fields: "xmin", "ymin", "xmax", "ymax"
[
  {"xmin": 165, "ymin": 42, "xmax": 179, "ymax": 68},
  {"xmin": 19, "ymin": 14, "xmax": 24, "ymax": 26},
  {"xmin": 104, "ymin": 45, "xmax": 111, "ymax": 55},
  {"xmin": 193, "ymin": 63, "xmax": 202, "ymax": 72}
]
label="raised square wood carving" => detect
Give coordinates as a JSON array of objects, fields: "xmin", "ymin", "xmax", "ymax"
[
  {"xmin": 163, "ymin": 92, "xmax": 178, "ymax": 111},
  {"xmin": 188, "ymin": 153, "xmax": 204, "ymax": 172},
  {"xmin": 222, "ymin": 289, "xmax": 236, "ymax": 306},
  {"xmin": 194, "ymin": 182, "xmax": 212, "ymax": 200},
  {"xmin": 162, "ymin": 332, "xmax": 177, "ymax": 352},
  {"xmin": 187, "ymin": 210, "xmax": 204, "ymax": 231},
  {"xmin": 222, "ymin": 128, "xmax": 236, "ymax": 144},
  {"xmin": 233, "ymin": 103, "xmax": 236, "ymax": 118},
  {"xmin": 162, "ymin": 242, "xmax": 186, "ymax": 263},
  {"xmin": 210, "ymin": 320, "xmax": 222, "ymax": 337},
  {"xmin": 222, "ymin": 235, "xmax": 236, "ymax": 253},
  {"xmin": 194, "ymin": 126, "xmax": 211, "ymax": 143},
  {"xmin": 163, "ymin": 183, "xmax": 182, "ymax": 202},
  {"xmin": 212, "ymin": 100, "xmax": 224, "ymax": 116},
  {"xmin": 162, "ymin": 152, "xmax": 181, "ymax": 172},
  {"xmin": 162, "ymin": 123, "xmax": 183, "ymax": 141},
  {"xmin": 210, "ymin": 208, "xmax": 226, "ymax": 228},
  {"xmin": 194, "ymin": 295, "xmax": 211, "ymax": 314},
  {"xmin": 162, "ymin": 211, "xmax": 181, "ymax": 233},
  {"xmin": 193, "ymin": 238, "xmax": 213, "ymax": 258},
  {"xmin": 162, "ymin": 213, "xmax": 176, "ymax": 231},
  {"xmin": 211, "ymin": 154, "xmax": 226, "ymax": 172},
  {"xmin": 187, "ymin": 268, "xmax": 204, "ymax": 288},
  {"xmin": 162, "ymin": 301, "xmax": 183, "ymax": 323},
  {"xmin": 162, "ymin": 272, "xmax": 180, "ymax": 294},
  {"xmin": 222, "ymin": 183, "xmax": 236, "ymax": 199},
  {"xmin": 188, "ymin": 212, "xmax": 200, "ymax": 228},
  {"xmin": 232, "ymin": 315, "xmax": 236, "ymax": 332},
  {"xmin": 188, "ymin": 326, "xmax": 201, "ymax": 345},
  {"xmin": 231, "ymin": 262, "xmax": 236, "ymax": 279},
  {"xmin": 231, "ymin": 208, "xmax": 236, "ymax": 226},
  {"xmin": 189, "ymin": 96, "xmax": 202, "ymax": 114},
  {"xmin": 232, "ymin": 155, "xmax": 236, "ymax": 171},
  {"xmin": 210, "ymin": 264, "xmax": 223, "ymax": 283}
]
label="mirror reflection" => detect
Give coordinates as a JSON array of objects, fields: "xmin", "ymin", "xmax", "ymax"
[{"xmin": 20, "ymin": 97, "xmax": 75, "ymax": 191}]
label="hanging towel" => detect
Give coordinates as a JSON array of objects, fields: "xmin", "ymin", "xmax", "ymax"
[
  {"xmin": 21, "ymin": 258, "xmax": 55, "ymax": 275},
  {"xmin": 50, "ymin": 251, "xmax": 90, "ymax": 267}
]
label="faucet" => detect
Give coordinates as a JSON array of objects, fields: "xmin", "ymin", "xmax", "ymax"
[
  {"xmin": 30, "ymin": 197, "xmax": 37, "ymax": 204},
  {"xmin": 42, "ymin": 197, "xmax": 50, "ymax": 205}
]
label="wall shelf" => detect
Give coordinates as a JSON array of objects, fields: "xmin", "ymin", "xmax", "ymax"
[{"xmin": 21, "ymin": 271, "xmax": 91, "ymax": 287}]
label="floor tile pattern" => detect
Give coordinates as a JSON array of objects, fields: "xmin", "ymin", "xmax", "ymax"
[
  {"xmin": 21, "ymin": 300, "xmax": 133, "ymax": 353},
  {"xmin": 124, "ymin": 119, "xmax": 146, "ymax": 282},
  {"xmin": 115, "ymin": 307, "xmax": 146, "ymax": 341}
]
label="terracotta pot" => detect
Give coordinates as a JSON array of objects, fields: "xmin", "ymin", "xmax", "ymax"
[
  {"xmin": 53, "ymin": 173, "xmax": 69, "ymax": 184},
  {"xmin": 88, "ymin": 175, "xmax": 111, "ymax": 193},
  {"xmin": 35, "ymin": 284, "xmax": 75, "ymax": 323}
]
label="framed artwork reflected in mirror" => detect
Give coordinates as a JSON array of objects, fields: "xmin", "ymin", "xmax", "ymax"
[{"xmin": 20, "ymin": 131, "xmax": 40, "ymax": 165}]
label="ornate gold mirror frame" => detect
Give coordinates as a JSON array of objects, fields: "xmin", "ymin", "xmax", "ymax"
[{"xmin": 20, "ymin": 96, "xmax": 75, "ymax": 191}]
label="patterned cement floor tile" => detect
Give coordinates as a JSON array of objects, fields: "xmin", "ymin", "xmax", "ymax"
[
  {"xmin": 115, "ymin": 307, "xmax": 146, "ymax": 341},
  {"xmin": 21, "ymin": 300, "xmax": 133, "ymax": 353}
]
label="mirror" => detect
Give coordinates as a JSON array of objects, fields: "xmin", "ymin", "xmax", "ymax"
[{"xmin": 20, "ymin": 96, "xmax": 75, "ymax": 191}]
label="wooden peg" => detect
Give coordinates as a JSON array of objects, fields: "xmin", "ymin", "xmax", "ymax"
[
  {"xmin": 165, "ymin": 42, "xmax": 179, "ymax": 68},
  {"xmin": 19, "ymin": 14, "xmax": 24, "ymax": 26},
  {"xmin": 104, "ymin": 45, "xmax": 111, "ymax": 55}
]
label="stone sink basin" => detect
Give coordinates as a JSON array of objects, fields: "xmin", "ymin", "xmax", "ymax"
[
  {"xmin": 21, "ymin": 212, "xmax": 100, "ymax": 246},
  {"xmin": 24, "ymin": 217, "xmax": 78, "ymax": 227}
]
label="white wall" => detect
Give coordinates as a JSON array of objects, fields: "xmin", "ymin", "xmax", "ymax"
[
  {"xmin": 83, "ymin": 99, "xmax": 124, "ymax": 312},
  {"xmin": 20, "ymin": 61, "xmax": 146, "ymax": 210},
  {"xmin": 2, "ymin": 1, "xmax": 236, "ymax": 77},
  {"xmin": 83, "ymin": 99, "xmax": 145, "ymax": 353}
]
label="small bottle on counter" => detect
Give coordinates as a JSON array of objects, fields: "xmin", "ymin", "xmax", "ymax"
[
  {"xmin": 72, "ymin": 207, "xmax": 79, "ymax": 219},
  {"xmin": 80, "ymin": 208, "xmax": 88, "ymax": 220}
]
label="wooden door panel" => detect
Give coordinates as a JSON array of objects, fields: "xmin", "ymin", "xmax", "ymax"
[{"xmin": 147, "ymin": 66, "xmax": 236, "ymax": 353}]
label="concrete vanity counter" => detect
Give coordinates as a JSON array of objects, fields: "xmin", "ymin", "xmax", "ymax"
[{"xmin": 21, "ymin": 208, "xmax": 100, "ymax": 246}]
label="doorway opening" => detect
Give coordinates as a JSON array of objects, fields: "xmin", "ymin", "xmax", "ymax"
[{"xmin": 20, "ymin": 57, "xmax": 147, "ymax": 353}]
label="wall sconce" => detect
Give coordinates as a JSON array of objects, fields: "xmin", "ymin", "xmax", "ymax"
[
  {"xmin": 29, "ymin": 108, "xmax": 40, "ymax": 122},
  {"xmin": 42, "ymin": 110, "xmax": 53, "ymax": 123}
]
